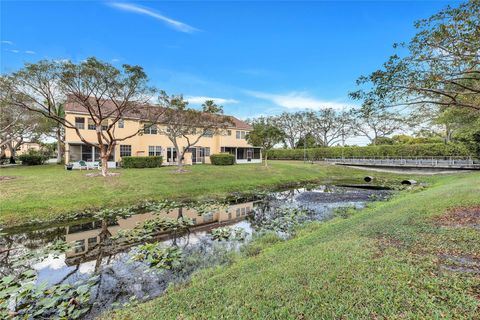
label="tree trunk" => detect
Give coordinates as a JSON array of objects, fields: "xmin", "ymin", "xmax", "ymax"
[
  {"xmin": 7, "ymin": 143, "xmax": 15, "ymax": 164},
  {"xmin": 99, "ymin": 145, "xmax": 109, "ymax": 177},
  {"xmin": 264, "ymin": 150, "xmax": 268, "ymax": 167},
  {"xmin": 173, "ymin": 142, "xmax": 184, "ymax": 169},
  {"xmin": 56, "ymin": 127, "xmax": 63, "ymax": 164},
  {"xmin": 100, "ymin": 155, "xmax": 108, "ymax": 177}
]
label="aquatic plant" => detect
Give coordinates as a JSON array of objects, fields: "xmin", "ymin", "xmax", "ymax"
[
  {"xmin": 131, "ymin": 244, "xmax": 183, "ymax": 270},
  {"xmin": 0, "ymin": 240, "xmax": 98, "ymax": 319},
  {"xmin": 333, "ymin": 206, "xmax": 358, "ymax": 219},
  {"xmin": 249, "ymin": 207, "xmax": 309, "ymax": 235},
  {"xmin": 210, "ymin": 227, "xmax": 247, "ymax": 241}
]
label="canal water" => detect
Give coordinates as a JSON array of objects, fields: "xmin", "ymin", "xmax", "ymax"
[{"xmin": 0, "ymin": 184, "xmax": 390, "ymax": 318}]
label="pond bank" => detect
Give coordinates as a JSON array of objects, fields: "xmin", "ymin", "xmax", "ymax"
[
  {"xmin": 106, "ymin": 172, "xmax": 480, "ymax": 320},
  {"xmin": 1, "ymin": 183, "xmax": 391, "ymax": 319},
  {"xmin": 0, "ymin": 161, "xmax": 427, "ymax": 228}
]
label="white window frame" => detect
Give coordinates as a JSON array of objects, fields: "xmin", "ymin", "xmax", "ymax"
[
  {"xmin": 148, "ymin": 146, "xmax": 162, "ymax": 156},
  {"xmin": 120, "ymin": 145, "xmax": 132, "ymax": 157}
]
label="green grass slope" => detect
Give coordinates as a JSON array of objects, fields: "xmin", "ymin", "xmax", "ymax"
[
  {"xmin": 109, "ymin": 172, "xmax": 480, "ymax": 319},
  {"xmin": 1, "ymin": 161, "xmax": 419, "ymax": 227}
]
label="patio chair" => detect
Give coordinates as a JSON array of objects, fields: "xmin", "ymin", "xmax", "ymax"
[{"xmin": 78, "ymin": 160, "xmax": 88, "ymax": 170}]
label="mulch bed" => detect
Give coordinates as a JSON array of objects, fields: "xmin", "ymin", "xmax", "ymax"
[
  {"xmin": 0, "ymin": 176, "xmax": 16, "ymax": 181},
  {"xmin": 85, "ymin": 172, "xmax": 120, "ymax": 177},
  {"xmin": 433, "ymin": 206, "xmax": 480, "ymax": 228}
]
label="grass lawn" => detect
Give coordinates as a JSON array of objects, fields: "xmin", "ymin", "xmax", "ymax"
[
  {"xmin": 107, "ymin": 172, "xmax": 480, "ymax": 319},
  {"xmin": 1, "ymin": 161, "xmax": 430, "ymax": 227}
]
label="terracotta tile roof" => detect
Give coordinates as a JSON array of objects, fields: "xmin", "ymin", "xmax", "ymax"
[
  {"xmin": 229, "ymin": 117, "xmax": 252, "ymax": 130},
  {"xmin": 65, "ymin": 97, "xmax": 252, "ymax": 130}
]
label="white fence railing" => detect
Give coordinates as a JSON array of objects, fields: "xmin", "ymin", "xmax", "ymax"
[{"xmin": 324, "ymin": 156, "xmax": 480, "ymax": 168}]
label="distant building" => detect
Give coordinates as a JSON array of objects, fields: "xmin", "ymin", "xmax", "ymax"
[
  {"xmin": 64, "ymin": 99, "xmax": 262, "ymax": 166},
  {"xmin": 4, "ymin": 141, "xmax": 42, "ymax": 158}
]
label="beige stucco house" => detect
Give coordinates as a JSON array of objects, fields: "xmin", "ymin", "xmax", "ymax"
[
  {"xmin": 64, "ymin": 99, "xmax": 261, "ymax": 167},
  {"xmin": 4, "ymin": 141, "xmax": 42, "ymax": 158}
]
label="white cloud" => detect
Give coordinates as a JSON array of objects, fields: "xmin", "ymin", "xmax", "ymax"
[
  {"xmin": 111, "ymin": 58, "xmax": 120, "ymax": 62},
  {"xmin": 244, "ymin": 90, "xmax": 355, "ymax": 110},
  {"xmin": 1, "ymin": 40, "xmax": 13, "ymax": 45},
  {"xmin": 108, "ymin": 2, "xmax": 199, "ymax": 33},
  {"xmin": 5, "ymin": 49, "xmax": 19, "ymax": 53},
  {"xmin": 186, "ymin": 96, "xmax": 239, "ymax": 105},
  {"xmin": 53, "ymin": 58, "xmax": 70, "ymax": 63},
  {"xmin": 25, "ymin": 50, "xmax": 36, "ymax": 54}
]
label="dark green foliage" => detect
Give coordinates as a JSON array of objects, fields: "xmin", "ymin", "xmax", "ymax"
[
  {"xmin": 18, "ymin": 149, "xmax": 49, "ymax": 165},
  {"xmin": 210, "ymin": 227, "xmax": 247, "ymax": 241},
  {"xmin": 132, "ymin": 244, "xmax": 183, "ymax": 270},
  {"xmin": 210, "ymin": 153, "xmax": 235, "ymax": 165},
  {"xmin": 268, "ymin": 143, "xmax": 473, "ymax": 160},
  {"xmin": 122, "ymin": 156, "xmax": 162, "ymax": 168}
]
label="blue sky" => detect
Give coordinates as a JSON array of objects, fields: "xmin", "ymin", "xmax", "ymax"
[{"xmin": 1, "ymin": 0, "xmax": 459, "ymax": 123}]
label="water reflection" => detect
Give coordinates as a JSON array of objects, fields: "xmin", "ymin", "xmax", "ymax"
[
  {"xmin": 64, "ymin": 202, "xmax": 255, "ymax": 267},
  {"xmin": 0, "ymin": 184, "xmax": 390, "ymax": 318}
]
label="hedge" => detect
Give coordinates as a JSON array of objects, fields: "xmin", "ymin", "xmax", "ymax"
[
  {"xmin": 18, "ymin": 150, "xmax": 49, "ymax": 165},
  {"xmin": 210, "ymin": 153, "xmax": 235, "ymax": 165},
  {"xmin": 268, "ymin": 143, "xmax": 474, "ymax": 160},
  {"xmin": 122, "ymin": 156, "xmax": 163, "ymax": 168}
]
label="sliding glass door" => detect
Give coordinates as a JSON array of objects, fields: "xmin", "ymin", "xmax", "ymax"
[{"xmin": 167, "ymin": 147, "xmax": 177, "ymax": 164}]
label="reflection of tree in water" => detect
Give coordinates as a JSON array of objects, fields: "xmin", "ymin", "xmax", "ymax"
[
  {"xmin": 1, "ymin": 200, "xmax": 240, "ymax": 318},
  {"xmin": 0, "ymin": 226, "xmax": 66, "ymax": 278}
]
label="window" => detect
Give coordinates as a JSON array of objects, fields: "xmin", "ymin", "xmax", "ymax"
[
  {"xmin": 241, "ymin": 208, "xmax": 246, "ymax": 216},
  {"xmin": 118, "ymin": 119, "xmax": 124, "ymax": 128},
  {"xmin": 167, "ymin": 147, "xmax": 177, "ymax": 163},
  {"xmin": 227, "ymin": 130, "xmax": 232, "ymax": 136},
  {"xmin": 203, "ymin": 213, "xmax": 213, "ymax": 223},
  {"xmin": 87, "ymin": 120, "xmax": 107, "ymax": 130},
  {"xmin": 236, "ymin": 130, "xmax": 246, "ymax": 139},
  {"xmin": 148, "ymin": 146, "xmax": 162, "ymax": 156},
  {"xmin": 75, "ymin": 117, "xmax": 85, "ymax": 129},
  {"xmin": 203, "ymin": 129, "xmax": 213, "ymax": 137},
  {"xmin": 120, "ymin": 145, "xmax": 131, "ymax": 157},
  {"xmin": 143, "ymin": 124, "xmax": 158, "ymax": 134},
  {"xmin": 74, "ymin": 240, "xmax": 85, "ymax": 253},
  {"xmin": 80, "ymin": 145, "xmax": 114, "ymax": 162},
  {"xmin": 236, "ymin": 208, "xmax": 241, "ymax": 218},
  {"xmin": 88, "ymin": 119, "xmax": 96, "ymax": 130},
  {"xmin": 205, "ymin": 147, "xmax": 210, "ymax": 157},
  {"xmin": 88, "ymin": 237, "xmax": 97, "ymax": 246}
]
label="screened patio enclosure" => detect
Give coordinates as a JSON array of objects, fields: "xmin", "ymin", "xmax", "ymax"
[
  {"xmin": 221, "ymin": 147, "xmax": 262, "ymax": 164},
  {"xmin": 67, "ymin": 143, "xmax": 116, "ymax": 169}
]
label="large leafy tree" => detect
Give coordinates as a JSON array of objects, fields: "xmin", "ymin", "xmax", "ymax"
[
  {"xmin": 1, "ymin": 61, "xmax": 66, "ymax": 163},
  {"xmin": 157, "ymin": 91, "xmax": 232, "ymax": 169},
  {"xmin": 306, "ymin": 109, "xmax": 354, "ymax": 147},
  {"xmin": 5, "ymin": 57, "xmax": 160, "ymax": 176},
  {"xmin": 0, "ymin": 77, "xmax": 44, "ymax": 162},
  {"xmin": 349, "ymin": 104, "xmax": 406, "ymax": 145},
  {"xmin": 273, "ymin": 112, "xmax": 309, "ymax": 149},
  {"xmin": 246, "ymin": 117, "xmax": 284, "ymax": 167},
  {"xmin": 351, "ymin": 1, "xmax": 479, "ymax": 112}
]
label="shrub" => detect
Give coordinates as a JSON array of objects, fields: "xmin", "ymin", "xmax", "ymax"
[
  {"xmin": 18, "ymin": 150, "xmax": 49, "ymax": 165},
  {"xmin": 268, "ymin": 143, "xmax": 474, "ymax": 160},
  {"xmin": 122, "ymin": 156, "xmax": 162, "ymax": 168},
  {"xmin": 210, "ymin": 153, "xmax": 235, "ymax": 165}
]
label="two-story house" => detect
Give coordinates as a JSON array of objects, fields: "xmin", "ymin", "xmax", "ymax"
[{"xmin": 64, "ymin": 99, "xmax": 262, "ymax": 167}]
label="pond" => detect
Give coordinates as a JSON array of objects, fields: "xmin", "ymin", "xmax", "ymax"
[{"xmin": 0, "ymin": 184, "xmax": 390, "ymax": 319}]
